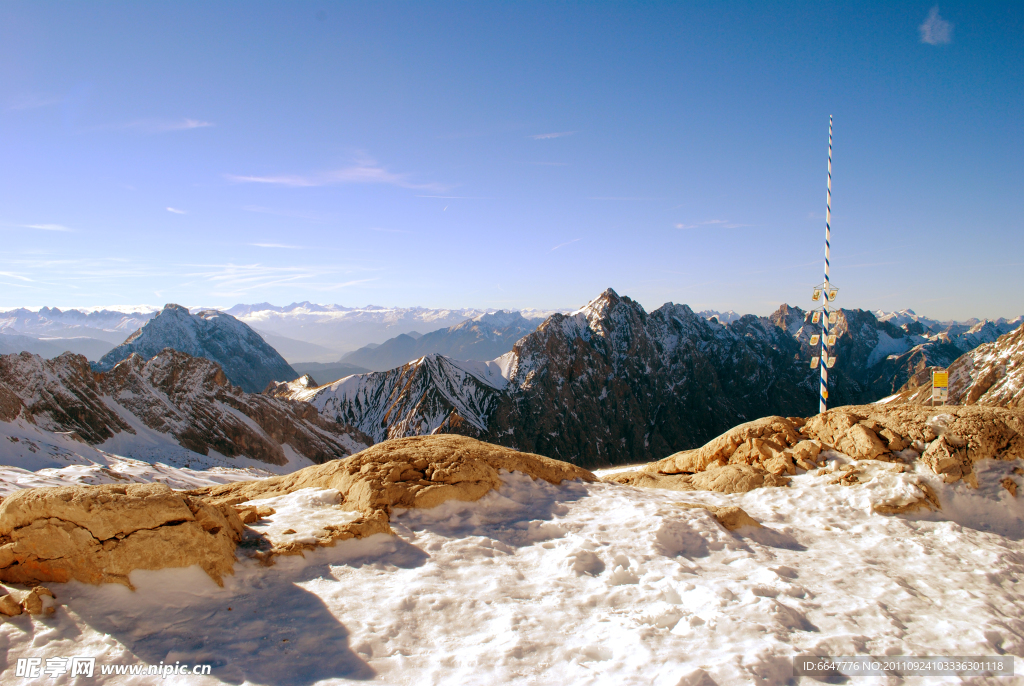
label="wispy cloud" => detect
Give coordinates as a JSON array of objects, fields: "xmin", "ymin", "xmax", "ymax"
[
  {"xmin": 0, "ymin": 271, "xmax": 33, "ymax": 282},
  {"xmin": 6, "ymin": 94, "xmax": 63, "ymax": 111},
  {"xmin": 226, "ymin": 157, "xmax": 447, "ymax": 192},
  {"xmin": 178, "ymin": 262, "xmax": 378, "ymax": 297},
  {"xmin": 23, "ymin": 223, "xmax": 74, "ymax": 232},
  {"xmin": 166, "ymin": 207, "xmax": 187, "ymax": 215},
  {"xmin": 124, "ymin": 118, "xmax": 214, "ymax": 133},
  {"xmin": 550, "ymin": 238, "xmax": 581, "ymax": 252},
  {"xmin": 676, "ymin": 219, "xmax": 751, "ymax": 230},
  {"xmin": 249, "ymin": 243, "xmax": 302, "ymax": 249},
  {"xmin": 920, "ymin": 6, "xmax": 953, "ymax": 45},
  {"xmin": 530, "ymin": 131, "xmax": 577, "ymax": 140}
]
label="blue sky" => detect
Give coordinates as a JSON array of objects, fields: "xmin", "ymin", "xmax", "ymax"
[{"xmin": 1, "ymin": 1, "xmax": 1021, "ymax": 319}]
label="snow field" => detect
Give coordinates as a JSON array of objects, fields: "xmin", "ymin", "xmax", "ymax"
[{"xmin": 3, "ymin": 456, "xmax": 1023, "ymax": 685}]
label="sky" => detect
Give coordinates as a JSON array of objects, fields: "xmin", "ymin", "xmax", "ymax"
[{"xmin": 1, "ymin": 1, "xmax": 1022, "ymax": 320}]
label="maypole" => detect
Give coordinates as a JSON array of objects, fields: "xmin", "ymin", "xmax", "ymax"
[{"xmin": 810, "ymin": 116, "xmax": 838, "ymax": 413}]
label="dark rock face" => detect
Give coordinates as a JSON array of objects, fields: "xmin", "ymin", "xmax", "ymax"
[
  {"xmin": 94, "ymin": 304, "xmax": 296, "ymax": 393},
  {"xmin": 341, "ymin": 311, "xmax": 540, "ymax": 371},
  {"xmin": 0, "ymin": 350, "xmax": 369, "ymax": 465},
  {"xmin": 472, "ymin": 291, "xmax": 814, "ymax": 465}
]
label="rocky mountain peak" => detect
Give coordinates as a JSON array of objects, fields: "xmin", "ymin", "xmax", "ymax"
[{"xmin": 94, "ymin": 305, "xmax": 296, "ymax": 393}]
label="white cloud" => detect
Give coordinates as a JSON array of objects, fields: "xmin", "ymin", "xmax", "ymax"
[
  {"xmin": 920, "ymin": 6, "xmax": 953, "ymax": 45},
  {"xmin": 226, "ymin": 157, "xmax": 447, "ymax": 192},
  {"xmin": 122, "ymin": 118, "xmax": 214, "ymax": 134},
  {"xmin": 550, "ymin": 238, "xmax": 581, "ymax": 252},
  {"xmin": 676, "ymin": 219, "xmax": 751, "ymax": 230},
  {"xmin": 23, "ymin": 223, "xmax": 74, "ymax": 232},
  {"xmin": 530, "ymin": 131, "xmax": 577, "ymax": 140},
  {"xmin": 166, "ymin": 207, "xmax": 187, "ymax": 215}
]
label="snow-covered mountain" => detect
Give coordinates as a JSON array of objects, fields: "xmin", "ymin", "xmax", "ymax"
[
  {"xmin": 696, "ymin": 309, "xmax": 743, "ymax": 325},
  {"xmin": 225, "ymin": 302, "xmax": 493, "ymax": 357},
  {"xmin": 0, "ymin": 306, "xmax": 156, "ymax": 343},
  {"xmin": 94, "ymin": 304, "xmax": 296, "ymax": 394},
  {"xmin": 282, "ymin": 290, "xmax": 820, "ymax": 465},
  {"xmin": 0, "ymin": 350, "xmax": 369, "ymax": 473},
  {"xmin": 885, "ymin": 320, "xmax": 1024, "ymax": 407},
  {"xmin": 277, "ymin": 289, "xmax": 1022, "ymax": 467},
  {"xmin": 340, "ymin": 311, "xmax": 542, "ymax": 371}
]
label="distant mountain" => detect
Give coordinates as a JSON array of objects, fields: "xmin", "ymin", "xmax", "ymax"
[
  {"xmin": 225, "ymin": 301, "xmax": 494, "ymax": 355},
  {"xmin": 0, "ymin": 332, "xmax": 114, "ymax": 361},
  {"xmin": 94, "ymin": 304, "xmax": 296, "ymax": 393},
  {"xmin": 0, "ymin": 307, "xmax": 156, "ymax": 345},
  {"xmin": 696, "ymin": 309, "xmax": 743, "ymax": 325},
  {"xmin": 0, "ymin": 350, "xmax": 369, "ymax": 472},
  {"xmin": 290, "ymin": 362, "xmax": 372, "ymax": 386},
  {"xmin": 340, "ymin": 311, "xmax": 542, "ymax": 371},
  {"xmin": 884, "ymin": 321, "xmax": 1024, "ymax": 407}
]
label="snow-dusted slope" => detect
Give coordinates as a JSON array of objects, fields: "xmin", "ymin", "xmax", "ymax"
[
  {"xmin": 95, "ymin": 304, "xmax": 296, "ymax": 393},
  {"xmin": 887, "ymin": 322, "xmax": 1024, "ymax": 407},
  {"xmin": 341, "ymin": 310, "xmax": 541, "ymax": 371},
  {"xmin": 0, "ymin": 350, "xmax": 369, "ymax": 472},
  {"xmin": 287, "ymin": 354, "xmax": 513, "ymax": 443}
]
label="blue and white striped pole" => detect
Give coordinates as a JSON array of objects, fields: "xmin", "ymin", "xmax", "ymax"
[{"xmin": 820, "ymin": 116, "xmax": 833, "ymax": 413}]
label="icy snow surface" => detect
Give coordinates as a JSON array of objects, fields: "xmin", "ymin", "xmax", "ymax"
[{"xmin": 3, "ymin": 455, "xmax": 1023, "ymax": 685}]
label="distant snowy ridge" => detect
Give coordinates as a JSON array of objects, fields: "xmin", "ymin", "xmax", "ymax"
[
  {"xmin": 94, "ymin": 304, "xmax": 296, "ymax": 393},
  {"xmin": 340, "ymin": 310, "xmax": 541, "ymax": 371}
]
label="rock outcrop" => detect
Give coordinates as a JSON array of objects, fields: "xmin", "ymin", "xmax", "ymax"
[
  {"xmin": 94, "ymin": 304, "xmax": 296, "ymax": 393},
  {"xmin": 190, "ymin": 434, "xmax": 596, "ymax": 559},
  {"xmin": 0, "ymin": 483, "xmax": 244, "ymax": 587},
  {"xmin": 605, "ymin": 403, "xmax": 1024, "ymax": 493},
  {"xmin": 0, "ymin": 349, "xmax": 370, "ymax": 466}
]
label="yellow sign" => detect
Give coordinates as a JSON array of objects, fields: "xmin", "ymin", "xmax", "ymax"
[
  {"xmin": 828, "ymin": 311, "xmax": 837, "ymax": 324},
  {"xmin": 809, "ymin": 334, "xmax": 820, "ymax": 346},
  {"xmin": 812, "ymin": 311, "xmax": 820, "ymax": 323},
  {"xmin": 827, "ymin": 334, "xmax": 836, "ymax": 346},
  {"xmin": 810, "ymin": 357, "xmax": 819, "ymax": 369},
  {"xmin": 812, "ymin": 289, "xmax": 821, "ymax": 301},
  {"xmin": 828, "ymin": 289, "xmax": 838, "ymax": 300},
  {"xmin": 932, "ymin": 371, "xmax": 948, "ymax": 388}
]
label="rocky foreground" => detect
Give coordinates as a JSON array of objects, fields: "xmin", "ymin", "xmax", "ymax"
[
  {"xmin": 0, "ymin": 406, "xmax": 1022, "ymax": 683},
  {"xmin": 2, "ymin": 403, "xmax": 1021, "ymax": 591}
]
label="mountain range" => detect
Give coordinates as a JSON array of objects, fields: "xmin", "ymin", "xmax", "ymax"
[{"xmin": 276, "ymin": 289, "xmax": 1024, "ymax": 467}]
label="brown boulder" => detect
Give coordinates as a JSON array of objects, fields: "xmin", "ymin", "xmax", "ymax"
[
  {"xmin": 648, "ymin": 416, "xmax": 802, "ymax": 475},
  {"xmin": 189, "ymin": 435, "xmax": 596, "ymax": 560},
  {"xmin": 0, "ymin": 484, "xmax": 243, "ymax": 588},
  {"xmin": 921, "ymin": 436, "xmax": 971, "ymax": 484},
  {"xmin": 0, "ymin": 590, "xmax": 21, "ymax": 616},
  {"xmin": 687, "ymin": 464, "xmax": 790, "ymax": 493},
  {"xmin": 675, "ymin": 502, "xmax": 761, "ymax": 531},
  {"xmin": 835, "ymin": 424, "xmax": 889, "ymax": 461}
]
